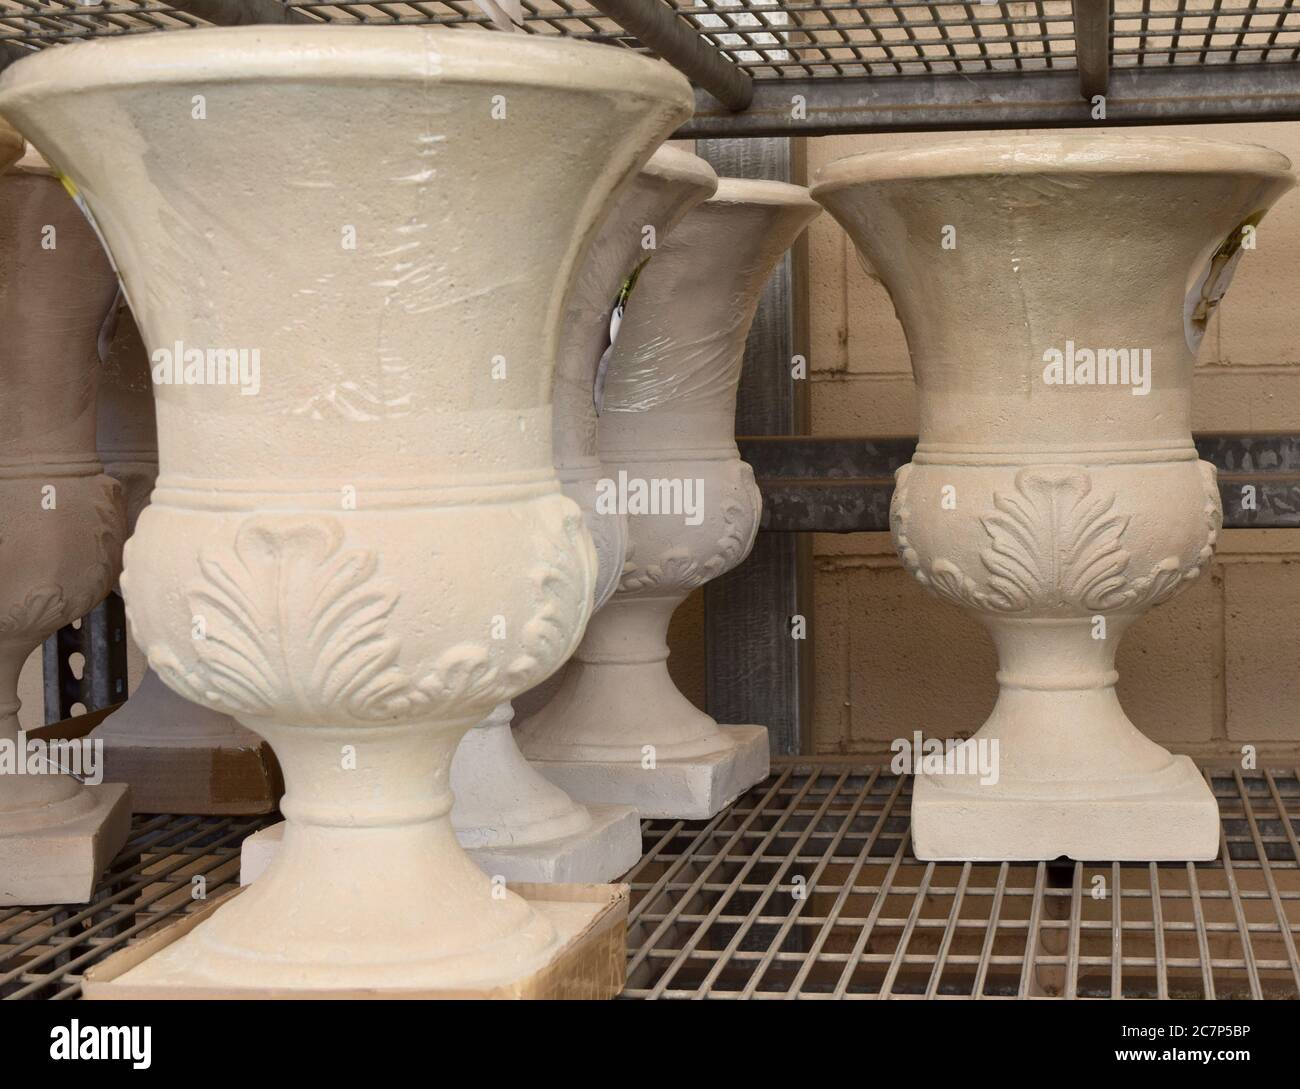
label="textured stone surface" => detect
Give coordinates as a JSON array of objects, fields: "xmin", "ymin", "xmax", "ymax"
[
  {"xmin": 518, "ymin": 179, "xmax": 820, "ymax": 817},
  {"xmin": 242, "ymin": 804, "xmax": 642, "ymax": 886},
  {"xmin": 0, "ymin": 134, "xmax": 129, "ymax": 903},
  {"xmin": 531, "ymin": 724, "xmax": 770, "ymax": 821}
]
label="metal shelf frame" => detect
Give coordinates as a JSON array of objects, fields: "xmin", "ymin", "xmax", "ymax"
[
  {"xmin": 3, "ymin": 8, "xmax": 1297, "ymax": 1002},
  {"xmin": 5, "ymin": 1, "xmax": 1300, "ymax": 134}
]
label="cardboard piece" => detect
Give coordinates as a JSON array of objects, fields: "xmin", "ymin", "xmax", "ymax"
[
  {"xmin": 95, "ymin": 733, "xmax": 281, "ymax": 816},
  {"xmin": 34, "ymin": 702, "xmax": 282, "ymax": 815}
]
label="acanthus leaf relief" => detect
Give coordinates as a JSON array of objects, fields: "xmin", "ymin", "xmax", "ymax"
[
  {"xmin": 980, "ymin": 469, "xmax": 1132, "ymax": 612},
  {"xmin": 0, "ymin": 585, "xmax": 69, "ymax": 641},
  {"xmin": 892, "ymin": 463, "xmax": 1220, "ymax": 614},
  {"xmin": 146, "ymin": 516, "xmax": 411, "ymax": 720},
  {"xmin": 65, "ymin": 475, "xmax": 126, "ymax": 622},
  {"xmin": 0, "ymin": 476, "xmax": 125, "ymax": 639},
  {"xmin": 501, "ymin": 505, "xmax": 592, "ymax": 686},
  {"xmin": 618, "ymin": 496, "xmax": 755, "ymax": 594},
  {"xmin": 147, "ymin": 507, "xmax": 590, "ymax": 723}
]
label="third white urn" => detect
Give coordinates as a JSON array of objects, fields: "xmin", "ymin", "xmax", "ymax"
[
  {"xmin": 518, "ymin": 179, "xmax": 820, "ymax": 819},
  {"xmin": 813, "ymin": 135, "xmax": 1295, "ymax": 861},
  {"xmin": 443, "ymin": 145, "xmax": 718, "ymax": 881}
]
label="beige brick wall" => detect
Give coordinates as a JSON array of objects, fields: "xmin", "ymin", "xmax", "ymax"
[{"xmin": 811, "ymin": 529, "xmax": 1299, "ymax": 757}]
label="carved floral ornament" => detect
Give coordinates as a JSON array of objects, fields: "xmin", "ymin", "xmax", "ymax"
[
  {"xmin": 891, "ymin": 462, "xmax": 1222, "ymax": 615},
  {"xmin": 618, "ymin": 464, "xmax": 761, "ymax": 594},
  {"xmin": 132, "ymin": 505, "xmax": 590, "ymax": 724},
  {"xmin": 0, "ymin": 477, "xmax": 124, "ymax": 640}
]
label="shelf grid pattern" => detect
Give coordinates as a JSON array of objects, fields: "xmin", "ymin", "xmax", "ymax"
[
  {"xmin": 623, "ymin": 763, "xmax": 1300, "ymax": 999},
  {"xmin": 4, "ymin": 1, "xmax": 1300, "ymax": 82},
  {"xmin": 0, "ymin": 811, "xmax": 273, "ymax": 1000},
  {"xmin": 2, "ymin": 761, "xmax": 1298, "ymax": 999}
]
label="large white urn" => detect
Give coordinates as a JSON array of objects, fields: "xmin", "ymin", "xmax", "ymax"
[
  {"xmin": 0, "ymin": 25, "xmax": 692, "ymax": 990},
  {"xmin": 241, "ymin": 146, "xmax": 720, "ymax": 887}
]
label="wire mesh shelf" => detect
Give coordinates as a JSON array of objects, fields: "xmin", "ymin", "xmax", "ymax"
[
  {"xmin": 0, "ymin": 811, "xmax": 274, "ymax": 1000},
  {"xmin": 4, "ymin": 1, "xmax": 1300, "ymax": 77},
  {"xmin": 3, "ymin": 761, "xmax": 1297, "ymax": 1000},
  {"xmin": 624, "ymin": 762, "xmax": 1300, "ymax": 999}
]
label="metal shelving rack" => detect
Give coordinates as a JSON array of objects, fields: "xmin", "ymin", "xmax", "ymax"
[
  {"xmin": 4, "ymin": 0, "xmax": 1299, "ymax": 1002},
  {"xmin": 4, "ymin": 1, "xmax": 1300, "ymax": 134},
  {"xmin": 625, "ymin": 765, "xmax": 1300, "ymax": 999}
]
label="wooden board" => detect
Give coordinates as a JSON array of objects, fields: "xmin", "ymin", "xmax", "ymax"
[{"xmin": 82, "ymin": 882, "xmax": 629, "ymax": 1000}]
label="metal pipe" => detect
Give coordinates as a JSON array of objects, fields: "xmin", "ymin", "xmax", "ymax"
[
  {"xmin": 587, "ymin": 0, "xmax": 753, "ymax": 111},
  {"xmin": 680, "ymin": 63, "xmax": 1300, "ymax": 137},
  {"xmin": 1073, "ymin": 0, "xmax": 1111, "ymax": 100}
]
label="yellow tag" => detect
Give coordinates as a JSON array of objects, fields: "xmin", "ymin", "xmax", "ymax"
[{"xmin": 57, "ymin": 170, "xmax": 126, "ymax": 289}]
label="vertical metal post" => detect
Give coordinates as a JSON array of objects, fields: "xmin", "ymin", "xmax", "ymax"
[
  {"xmin": 42, "ymin": 592, "xmax": 128, "ymax": 723},
  {"xmin": 1073, "ymin": 0, "xmax": 1112, "ymax": 100},
  {"xmin": 697, "ymin": 137, "xmax": 812, "ymax": 755}
]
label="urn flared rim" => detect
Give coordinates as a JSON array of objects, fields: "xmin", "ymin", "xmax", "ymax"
[
  {"xmin": 810, "ymin": 133, "xmax": 1296, "ymax": 197},
  {"xmin": 711, "ymin": 176, "xmax": 821, "ymax": 210},
  {"xmin": 644, "ymin": 144, "xmax": 719, "ymax": 199},
  {"xmin": 0, "ymin": 24, "xmax": 693, "ymax": 115}
]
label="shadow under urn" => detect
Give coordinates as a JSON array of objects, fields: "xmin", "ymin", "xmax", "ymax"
[
  {"xmin": 812, "ymin": 135, "xmax": 1295, "ymax": 861},
  {"xmin": 0, "ymin": 25, "xmax": 694, "ymax": 993},
  {"xmin": 0, "ymin": 134, "xmax": 130, "ymax": 907},
  {"xmin": 517, "ymin": 178, "xmax": 821, "ymax": 820}
]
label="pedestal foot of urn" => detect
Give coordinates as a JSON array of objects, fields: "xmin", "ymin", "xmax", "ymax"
[
  {"xmin": 93, "ymin": 673, "xmax": 279, "ymax": 814},
  {"xmin": 113, "ymin": 718, "xmax": 608, "ymax": 993},
  {"xmin": 241, "ymin": 802, "xmax": 641, "ymax": 886},
  {"xmin": 467, "ymin": 804, "xmax": 641, "ymax": 883},
  {"xmin": 83, "ymin": 881, "xmax": 628, "ymax": 999},
  {"xmin": 531, "ymin": 724, "xmax": 769, "ymax": 820},
  {"xmin": 911, "ymin": 755, "xmax": 1218, "ymax": 862},
  {"xmin": 237, "ymin": 820, "xmax": 282, "ymax": 886},
  {"xmin": 0, "ymin": 783, "xmax": 132, "ymax": 906},
  {"xmin": 446, "ymin": 702, "xmax": 642, "ymax": 882}
]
